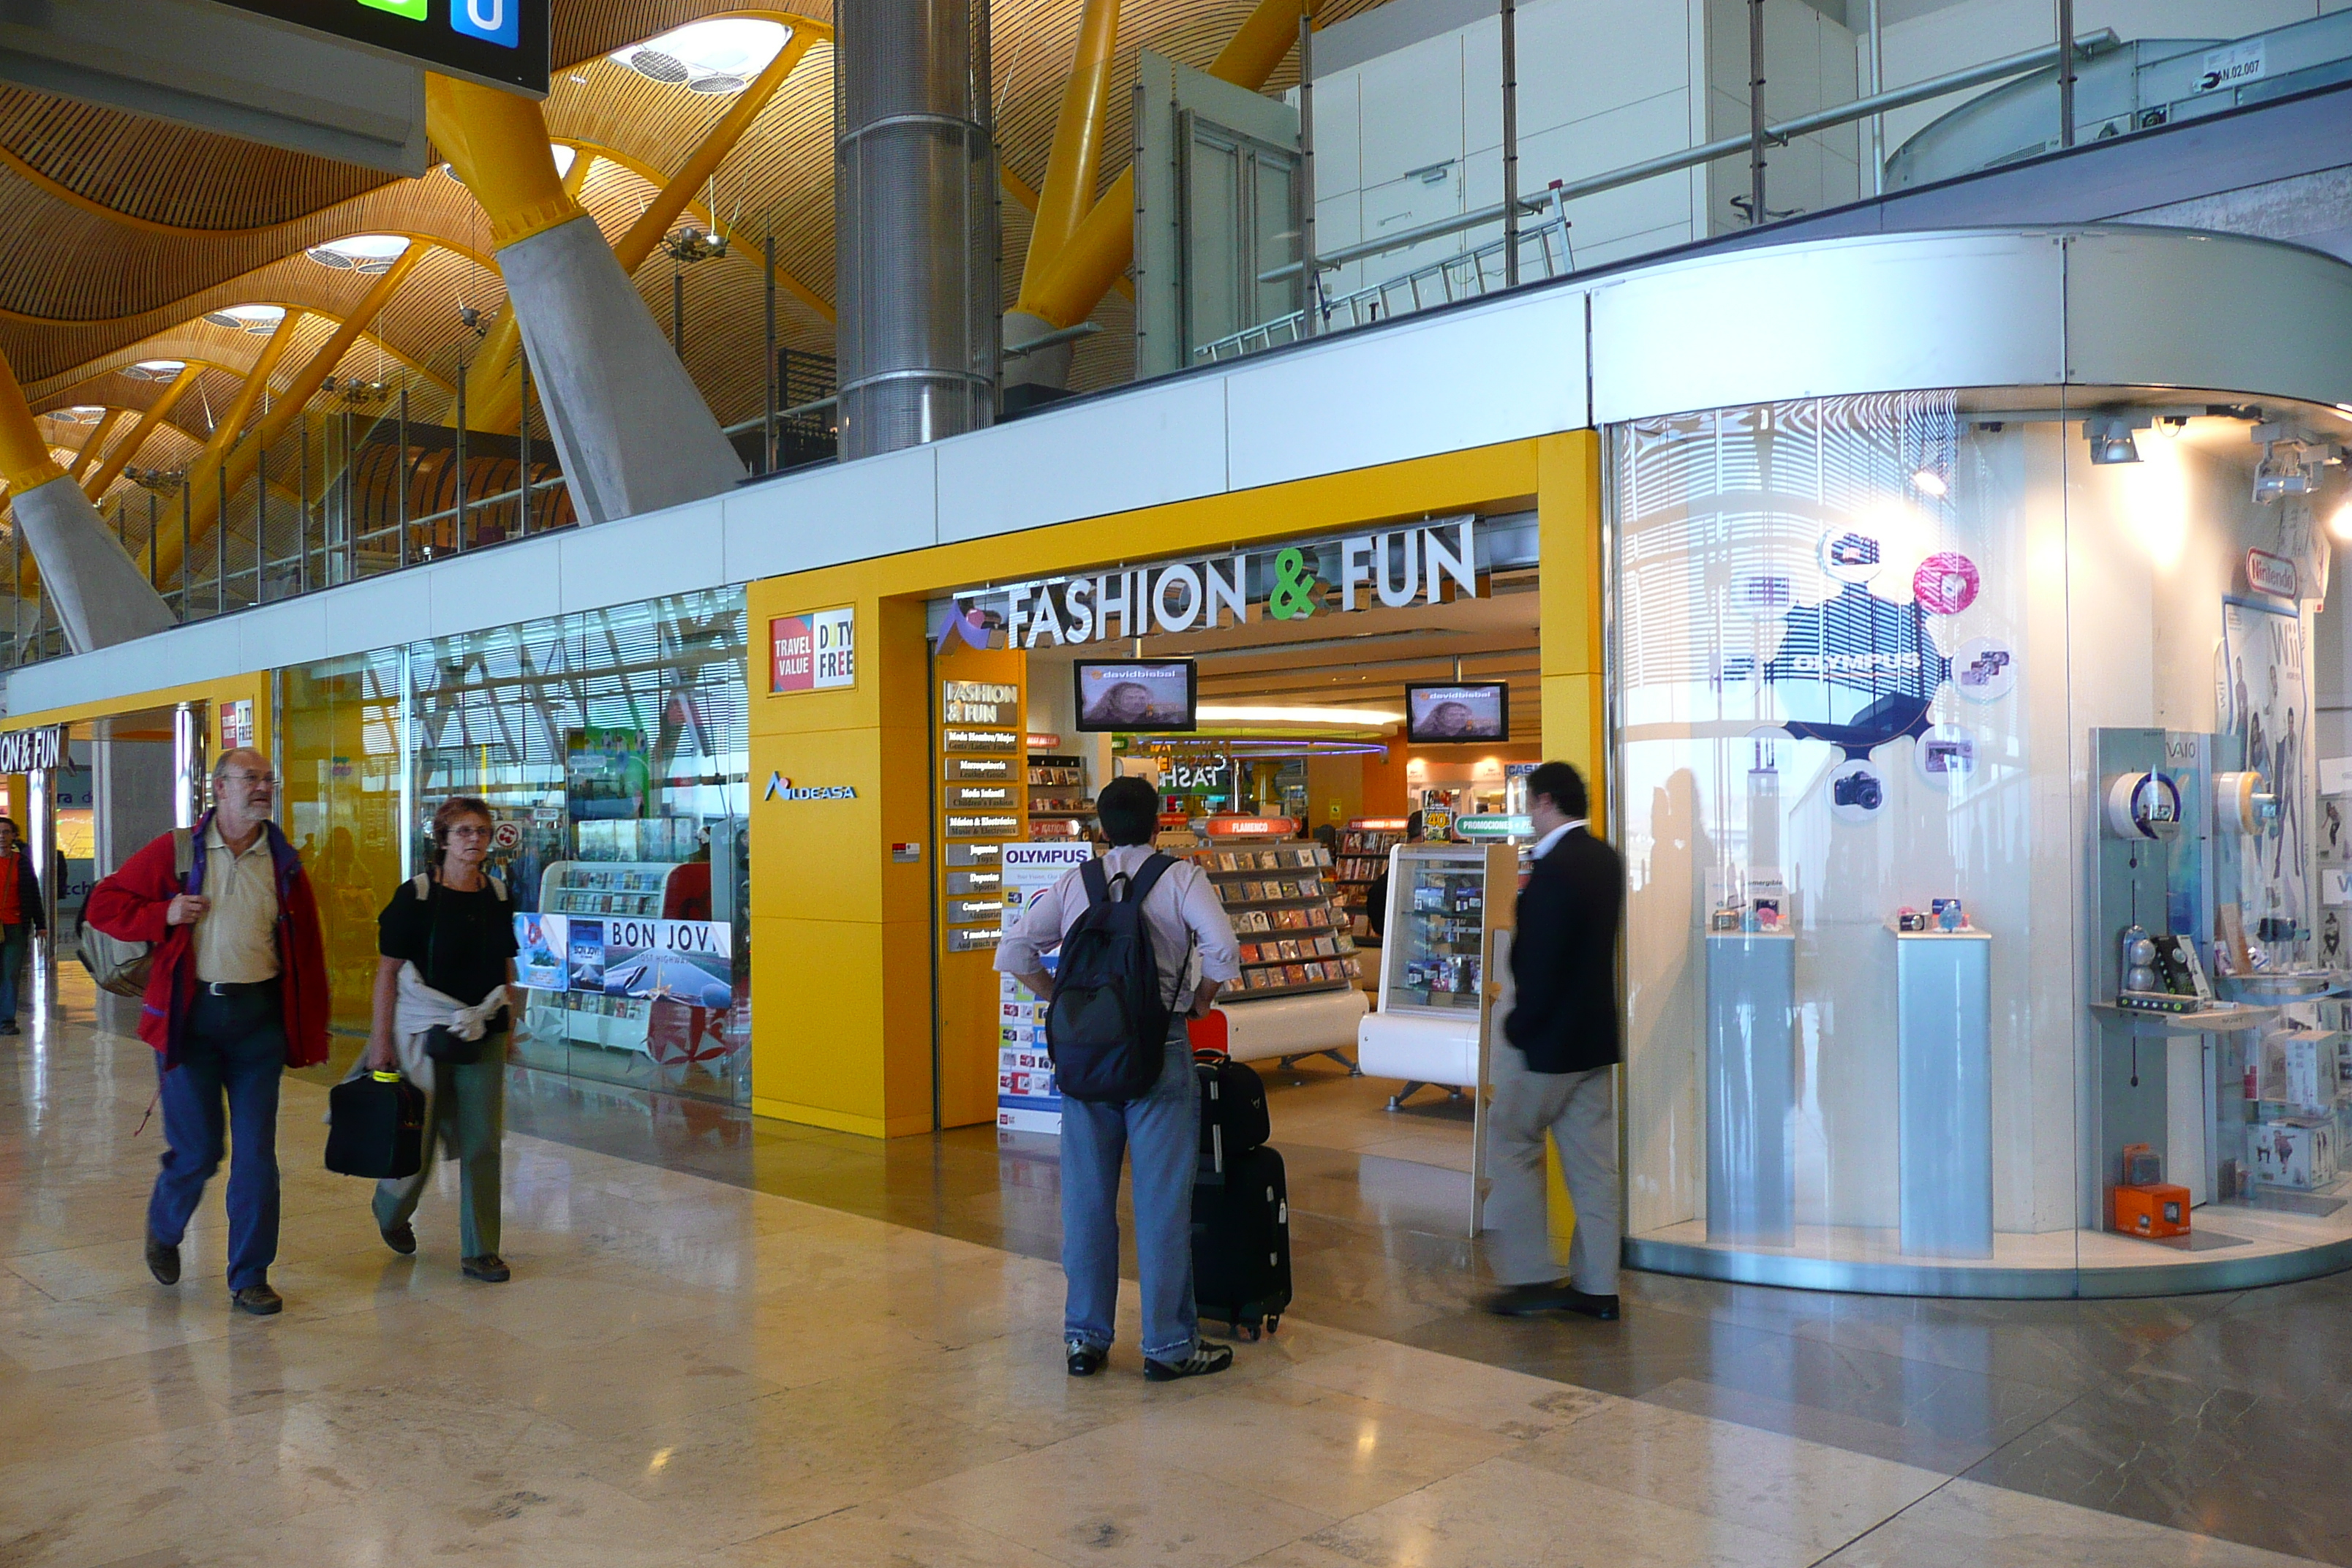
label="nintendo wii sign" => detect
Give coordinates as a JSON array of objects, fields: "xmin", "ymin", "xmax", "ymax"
[{"xmin": 771, "ymin": 607, "xmax": 856, "ymax": 693}]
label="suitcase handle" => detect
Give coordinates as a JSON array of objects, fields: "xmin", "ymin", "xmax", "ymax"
[{"xmin": 369, "ymin": 1069, "xmax": 402, "ymax": 1083}]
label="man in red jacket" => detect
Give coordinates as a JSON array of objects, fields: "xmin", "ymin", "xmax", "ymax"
[{"xmin": 86, "ymin": 747, "xmax": 329, "ymax": 1316}]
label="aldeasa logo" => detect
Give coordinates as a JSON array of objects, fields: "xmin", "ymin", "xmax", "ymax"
[{"xmin": 764, "ymin": 773, "xmax": 856, "ymax": 801}]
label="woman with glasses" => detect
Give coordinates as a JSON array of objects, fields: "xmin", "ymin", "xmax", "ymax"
[{"xmin": 363, "ymin": 796, "xmax": 518, "ymax": 1281}]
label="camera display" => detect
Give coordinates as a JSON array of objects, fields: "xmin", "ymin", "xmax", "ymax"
[{"xmin": 1831, "ymin": 770, "xmax": 1883, "ymax": 811}]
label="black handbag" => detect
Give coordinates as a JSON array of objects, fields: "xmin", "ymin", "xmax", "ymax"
[{"xmin": 325, "ymin": 1070, "xmax": 425, "ymax": 1179}]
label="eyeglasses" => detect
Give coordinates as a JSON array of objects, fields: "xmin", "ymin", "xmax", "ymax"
[
  {"xmin": 445, "ymin": 825, "xmax": 493, "ymax": 841},
  {"xmin": 217, "ymin": 772, "xmax": 279, "ymax": 788}
]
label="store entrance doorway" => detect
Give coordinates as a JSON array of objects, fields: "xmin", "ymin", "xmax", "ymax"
[{"xmin": 935, "ymin": 518, "xmax": 1546, "ymax": 1232}]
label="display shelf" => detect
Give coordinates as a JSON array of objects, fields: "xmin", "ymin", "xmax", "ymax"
[
  {"xmin": 1025, "ymin": 753, "xmax": 1091, "ymax": 840},
  {"xmin": 1335, "ymin": 824, "xmax": 1405, "ymax": 941},
  {"xmin": 1192, "ymin": 843, "xmax": 1362, "ymax": 1000},
  {"xmin": 2090, "ymin": 1000, "xmax": 2280, "ymax": 1034},
  {"xmin": 527, "ymin": 861, "xmax": 690, "ymax": 1055},
  {"xmin": 1384, "ymin": 857, "xmax": 1492, "ymax": 1014}
]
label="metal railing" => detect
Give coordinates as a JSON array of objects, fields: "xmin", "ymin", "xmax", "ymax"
[{"xmin": 1195, "ymin": 189, "xmax": 1575, "ymax": 364}]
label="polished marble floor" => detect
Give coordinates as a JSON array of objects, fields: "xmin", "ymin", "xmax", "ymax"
[{"xmin": 3, "ymin": 972, "xmax": 2345, "ymax": 1567}]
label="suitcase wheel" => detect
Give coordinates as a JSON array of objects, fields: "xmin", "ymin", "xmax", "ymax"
[
  {"xmin": 1228, "ymin": 1316, "xmax": 1263, "ymax": 1342},
  {"xmin": 1264, "ymin": 1315, "xmax": 1280, "ymax": 1336}
]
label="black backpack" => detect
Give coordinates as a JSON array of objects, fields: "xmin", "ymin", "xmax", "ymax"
[{"xmin": 1046, "ymin": 855, "xmax": 1179, "ymax": 1102}]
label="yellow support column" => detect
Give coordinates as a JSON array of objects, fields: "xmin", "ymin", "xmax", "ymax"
[
  {"xmin": 67, "ymin": 409, "xmax": 124, "ymax": 486},
  {"xmin": 1019, "ymin": 0, "xmax": 1121, "ymax": 301}
]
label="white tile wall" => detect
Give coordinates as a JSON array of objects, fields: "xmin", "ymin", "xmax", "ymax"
[
  {"xmin": 932, "ymin": 374, "xmax": 1229, "ymax": 543},
  {"xmin": 722, "ymin": 443, "xmax": 937, "ymax": 582}
]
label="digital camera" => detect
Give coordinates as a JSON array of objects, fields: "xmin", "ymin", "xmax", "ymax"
[{"xmin": 1832, "ymin": 771, "xmax": 1883, "ymax": 811}]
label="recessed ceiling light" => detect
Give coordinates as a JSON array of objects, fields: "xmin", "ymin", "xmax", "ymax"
[
  {"xmin": 203, "ymin": 304, "xmax": 286, "ymax": 333},
  {"xmin": 611, "ymin": 18, "xmax": 791, "ymax": 93},
  {"xmin": 1195, "ymin": 704, "xmax": 1402, "ymax": 726},
  {"xmin": 304, "ymin": 235, "xmax": 411, "ymax": 273},
  {"xmin": 124, "ymin": 359, "xmax": 186, "ymax": 381}
]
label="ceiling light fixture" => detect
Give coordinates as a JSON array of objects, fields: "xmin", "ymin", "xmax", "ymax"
[
  {"xmin": 54, "ymin": 405, "xmax": 105, "ymax": 424},
  {"xmin": 203, "ymin": 304, "xmax": 286, "ymax": 333},
  {"xmin": 2082, "ymin": 412, "xmax": 2149, "ymax": 466},
  {"xmin": 611, "ymin": 19, "xmax": 790, "ymax": 94},
  {"xmin": 1194, "ymin": 704, "xmax": 1403, "ymax": 727},
  {"xmin": 304, "ymin": 235, "xmax": 411, "ymax": 274},
  {"xmin": 1909, "ymin": 468, "xmax": 1947, "ymax": 498},
  {"xmin": 124, "ymin": 359, "xmax": 186, "ymax": 381}
]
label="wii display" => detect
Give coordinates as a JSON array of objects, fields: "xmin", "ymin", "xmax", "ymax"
[{"xmin": 1404, "ymin": 682, "xmax": 1509, "ymax": 743}]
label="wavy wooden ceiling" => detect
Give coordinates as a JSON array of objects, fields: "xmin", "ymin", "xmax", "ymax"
[{"xmin": 4, "ymin": 0, "xmax": 1393, "ymax": 513}]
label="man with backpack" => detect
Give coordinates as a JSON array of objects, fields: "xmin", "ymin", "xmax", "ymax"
[
  {"xmin": 997, "ymin": 776, "xmax": 1241, "ymax": 1382},
  {"xmin": 84, "ymin": 747, "xmax": 330, "ymax": 1316}
]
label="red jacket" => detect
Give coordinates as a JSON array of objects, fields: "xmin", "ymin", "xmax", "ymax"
[{"xmin": 84, "ymin": 815, "xmax": 331, "ymax": 1070}]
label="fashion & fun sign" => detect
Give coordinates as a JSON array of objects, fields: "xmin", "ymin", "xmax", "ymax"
[{"xmin": 950, "ymin": 517, "xmax": 1482, "ymax": 649}]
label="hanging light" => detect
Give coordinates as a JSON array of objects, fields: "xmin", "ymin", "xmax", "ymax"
[
  {"xmin": 2082, "ymin": 412, "xmax": 2148, "ymax": 466},
  {"xmin": 1910, "ymin": 468, "xmax": 1948, "ymax": 498}
]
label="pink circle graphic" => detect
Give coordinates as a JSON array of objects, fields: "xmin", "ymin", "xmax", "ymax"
[{"xmin": 1913, "ymin": 551, "xmax": 1980, "ymax": 615}]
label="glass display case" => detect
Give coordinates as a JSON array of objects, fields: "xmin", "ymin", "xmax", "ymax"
[
  {"xmin": 1379, "ymin": 848, "xmax": 1499, "ymax": 1014},
  {"xmin": 1613, "ymin": 386, "xmax": 2352, "ymax": 1296}
]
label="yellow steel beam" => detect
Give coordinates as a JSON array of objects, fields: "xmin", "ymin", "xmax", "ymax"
[
  {"xmin": 426, "ymin": 75, "xmax": 584, "ymax": 252},
  {"xmin": 1021, "ymin": 0, "xmax": 1122, "ymax": 296},
  {"xmin": 1025, "ymin": 0, "xmax": 1310, "ymax": 329},
  {"xmin": 0, "ymin": 350, "xmax": 67, "ymax": 495},
  {"xmin": 81, "ymin": 364, "xmax": 202, "ymax": 500},
  {"xmin": 65, "ymin": 408, "xmax": 125, "ymax": 485},
  {"xmin": 454, "ymin": 142, "xmax": 598, "ymax": 436}
]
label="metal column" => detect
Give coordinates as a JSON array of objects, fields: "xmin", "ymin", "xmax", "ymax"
[
  {"xmin": 1500, "ymin": 0, "xmax": 1519, "ymax": 285},
  {"xmin": 832, "ymin": 0, "xmax": 1000, "ymax": 459},
  {"xmin": 172, "ymin": 701, "xmax": 204, "ymax": 829}
]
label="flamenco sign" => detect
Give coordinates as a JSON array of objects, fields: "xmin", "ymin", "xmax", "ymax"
[{"xmin": 955, "ymin": 518, "xmax": 1483, "ymax": 649}]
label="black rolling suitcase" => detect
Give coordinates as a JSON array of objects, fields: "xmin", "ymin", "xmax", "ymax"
[
  {"xmin": 1192, "ymin": 1143, "xmax": 1291, "ymax": 1340},
  {"xmin": 325, "ymin": 1071, "xmax": 426, "ymax": 1180},
  {"xmin": 1194, "ymin": 1049, "xmax": 1269, "ymax": 1184}
]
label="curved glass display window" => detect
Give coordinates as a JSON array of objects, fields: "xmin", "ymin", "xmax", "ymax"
[{"xmin": 1614, "ymin": 388, "xmax": 2352, "ymax": 1297}]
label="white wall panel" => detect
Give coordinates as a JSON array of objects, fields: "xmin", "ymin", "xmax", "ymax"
[
  {"xmin": 2065, "ymin": 228, "xmax": 2352, "ymax": 409},
  {"xmin": 560, "ymin": 497, "xmax": 725, "ymax": 615},
  {"xmin": 932, "ymin": 375, "xmax": 1227, "ymax": 543},
  {"xmin": 233, "ymin": 596, "xmax": 328, "ymax": 674},
  {"xmin": 724, "ymin": 443, "xmax": 938, "ymax": 581},
  {"xmin": 1591, "ymin": 229, "xmax": 2065, "ymax": 421},
  {"xmin": 318, "ymin": 565, "xmax": 433, "ymax": 668},
  {"xmin": 428, "ymin": 552, "xmax": 559, "ymax": 638},
  {"xmin": 1226, "ymin": 287, "xmax": 1588, "ymax": 489}
]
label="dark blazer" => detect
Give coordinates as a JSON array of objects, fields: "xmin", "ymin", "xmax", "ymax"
[{"xmin": 1504, "ymin": 825, "xmax": 1624, "ymax": 1074}]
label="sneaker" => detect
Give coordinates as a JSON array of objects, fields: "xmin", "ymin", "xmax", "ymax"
[
  {"xmin": 145, "ymin": 1232, "xmax": 180, "ymax": 1286},
  {"xmin": 1066, "ymin": 1338, "xmax": 1107, "ymax": 1377},
  {"xmin": 231, "ymin": 1283, "xmax": 283, "ymax": 1316},
  {"xmin": 380, "ymin": 1221, "xmax": 416, "ymax": 1256},
  {"xmin": 461, "ymin": 1254, "xmax": 510, "ymax": 1283},
  {"xmin": 1143, "ymin": 1341, "xmax": 1235, "ymax": 1382}
]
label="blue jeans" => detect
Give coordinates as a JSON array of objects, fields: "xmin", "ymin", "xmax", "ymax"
[
  {"xmin": 0, "ymin": 921, "xmax": 25, "ymax": 1017},
  {"xmin": 147, "ymin": 987, "xmax": 286, "ymax": 1292},
  {"xmin": 1060, "ymin": 1028, "xmax": 1199, "ymax": 1362}
]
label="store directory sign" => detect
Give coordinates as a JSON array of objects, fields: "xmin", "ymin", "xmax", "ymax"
[{"xmin": 216, "ymin": 1, "xmax": 549, "ymax": 94}]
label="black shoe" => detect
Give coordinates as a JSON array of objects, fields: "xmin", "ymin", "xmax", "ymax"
[
  {"xmin": 145, "ymin": 1232, "xmax": 180, "ymax": 1286},
  {"xmin": 380, "ymin": 1222, "xmax": 416, "ymax": 1256},
  {"xmin": 231, "ymin": 1283, "xmax": 283, "ymax": 1316},
  {"xmin": 1066, "ymin": 1338, "xmax": 1107, "ymax": 1377},
  {"xmin": 1486, "ymin": 1280, "xmax": 1621, "ymax": 1321},
  {"xmin": 0, "ymin": 1018, "xmax": 18, "ymax": 1035},
  {"xmin": 461, "ymin": 1254, "xmax": 510, "ymax": 1283},
  {"xmin": 1144, "ymin": 1341, "xmax": 1235, "ymax": 1382}
]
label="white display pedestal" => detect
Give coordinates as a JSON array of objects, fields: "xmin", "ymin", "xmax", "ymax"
[
  {"xmin": 1895, "ymin": 930, "xmax": 1994, "ymax": 1259},
  {"xmin": 1705, "ymin": 932, "xmax": 1796, "ymax": 1245},
  {"xmin": 1216, "ymin": 987, "xmax": 1368, "ymax": 1068}
]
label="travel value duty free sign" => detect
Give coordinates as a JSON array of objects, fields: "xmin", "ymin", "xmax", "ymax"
[{"xmin": 217, "ymin": 0, "xmax": 549, "ymax": 94}]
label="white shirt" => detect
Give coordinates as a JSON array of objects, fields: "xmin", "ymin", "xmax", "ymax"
[
  {"xmin": 995, "ymin": 845, "xmax": 1241, "ymax": 1003},
  {"xmin": 1531, "ymin": 817, "xmax": 1587, "ymax": 862}
]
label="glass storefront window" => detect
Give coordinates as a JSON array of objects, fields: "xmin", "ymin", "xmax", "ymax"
[
  {"xmin": 1614, "ymin": 389, "xmax": 2352, "ymax": 1294},
  {"xmin": 284, "ymin": 589, "xmax": 752, "ymax": 1105}
]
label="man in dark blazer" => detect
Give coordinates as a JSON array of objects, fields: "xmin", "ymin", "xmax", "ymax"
[{"xmin": 1487, "ymin": 761, "xmax": 1624, "ymax": 1321}]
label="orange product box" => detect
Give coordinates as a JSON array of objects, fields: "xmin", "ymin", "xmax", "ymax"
[{"xmin": 2112, "ymin": 1183, "xmax": 2191, "ymax": 1239}]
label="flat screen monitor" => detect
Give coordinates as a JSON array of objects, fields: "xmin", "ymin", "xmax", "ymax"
[
  {"xmin": 1074, "ymin": 660, "xmax": 1198, "ymax": 733},
  {"xmin": 1405, "ymin": 682, "xmax": 1509, "ymax": 743}
]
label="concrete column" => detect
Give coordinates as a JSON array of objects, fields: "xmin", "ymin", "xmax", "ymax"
[
  {"xmin": 0, "ymin": 351, "xmax": 173, "ymax": 652},
  {"xmin": 426, "ymin": 76, "xmax": 741, "ymax": 524},
  {"xmin": 91, "ymin": 720, "xmax": 173, "ymax": 1036}
]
